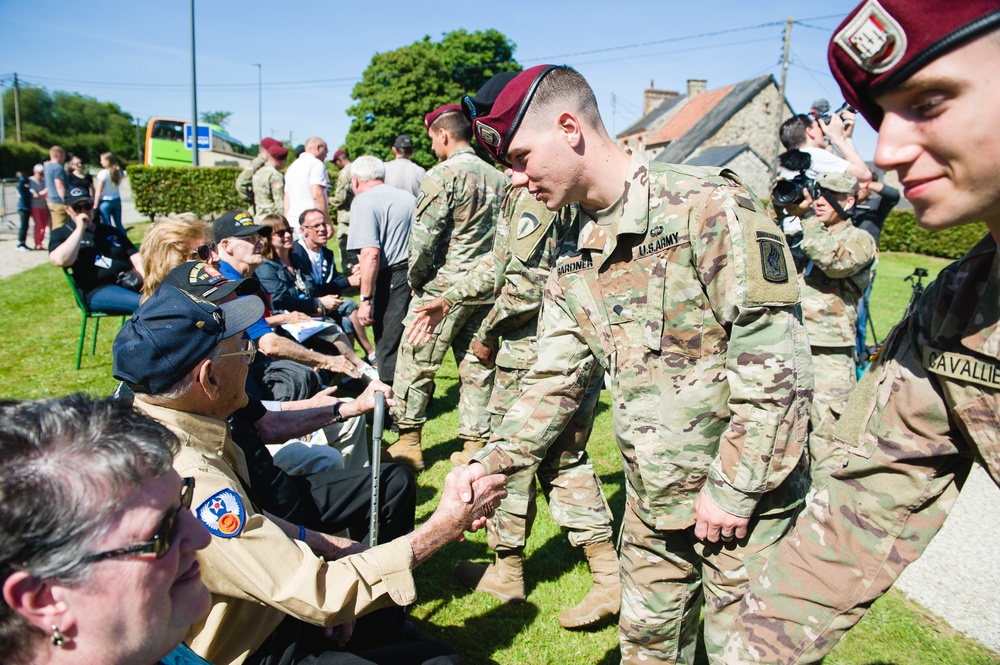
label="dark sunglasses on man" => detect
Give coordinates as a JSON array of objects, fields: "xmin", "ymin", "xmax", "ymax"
[
  {"xmin": 70, "ymin": 202, "xmax": 92, "ymax": 214},
  {"xmin": 80, "ymin": 477, "xmax": 196, "ymax": 563}
]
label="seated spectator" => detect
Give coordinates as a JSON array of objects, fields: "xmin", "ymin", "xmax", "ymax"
[
  {"xmin": 0, "ymin": 393, "xmax": 212, "ymax": 665},
  {"xmin": 256, "ymin": 213, "xmax": 376, "ymax": 365},
  {"xmin": 212, "ymin": 210, "xmax": 369, "ymax": 382},
  {"xmin": 110, "ymin": 286, "xmax": 508, "ymax": 665},
  {"xmin": 139, "ymin": 215, "xmax": 215, "ymax": 301},
  {"xmin": 48, "ymin": 187, "xmax": 143, "ymax": 314}
]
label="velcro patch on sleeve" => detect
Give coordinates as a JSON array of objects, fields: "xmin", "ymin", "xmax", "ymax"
[
  {"xmin": 196, "ymin": 489, "xmax": 246, "ymax": 538},
  {"xmin": 738, "ymin": 207, "xmax": 800, "ymax": 306},
  {"xmin": 512, "ymin": 208, "xmax": 553, "ymax": 262}
]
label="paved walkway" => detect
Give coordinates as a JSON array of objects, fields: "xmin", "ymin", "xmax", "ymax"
[{"xmin": 1, "ymin": 182, "xmax": 998, "ymax": 654}]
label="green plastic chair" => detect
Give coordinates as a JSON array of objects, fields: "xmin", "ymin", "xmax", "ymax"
[{"xmin": 63, "ymin": 268, "xmax": 127, "ymax": 370}]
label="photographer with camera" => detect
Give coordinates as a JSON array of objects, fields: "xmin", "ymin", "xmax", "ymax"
[
  {"xmin": 778, "ymin": 111, "xmax": 872, "ymax": 183},
  {"xmin": 798, "ymin": 172, "xmax": 877, "ymax": 479}
]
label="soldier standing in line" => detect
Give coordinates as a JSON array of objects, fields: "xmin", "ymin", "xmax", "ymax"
[
  {"xmin": 385, "ymin": 105, "xmax": 507, "ymax": 472},
  {"xmin": 721, "ymin": 1, "xmax": 1000, "ymax": 663},
  {"xmin": 407, "ymin": 165, "xmax": 619, "ymax": 627},
  {"xmin": 798, "ymin": 172, "xmax": 877, "ymax": 478},
  {"xmin": 330, "ymin": 149, "xmax": 357, "ymax": 273},
  {"xmin": 251, "ymin": 143, "xmax": 288, "ymax": 222},
  {"xmin": 236, "ymin": 137, "xmax": 279, "ymax": 217},
  {"xmin": 455, "ymin": 65, "xmax": 813, "ymax": 664}
]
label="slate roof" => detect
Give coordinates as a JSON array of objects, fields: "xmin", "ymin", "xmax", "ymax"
[{"xmin": 683, "ymin": 144, "xmax": 751, "ymax": 167}]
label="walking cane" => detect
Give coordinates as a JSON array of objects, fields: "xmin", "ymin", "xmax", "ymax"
[{"xmin": 369, "ymin": 391, "xmax": 385, "ymax": 546}]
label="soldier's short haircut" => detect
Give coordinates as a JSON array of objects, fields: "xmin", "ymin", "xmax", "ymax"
[
  {"xmin": 351, "ymin": 155, "xmax": 386, "ymax": 183},
  {"xmin": 430, "ymin": 111, "xmax": 473, "ymax": 143},
  {"xmin": 779, "ymin": 114, "xmax": 814, "ymax": 150},
  {"xmin": 524, "ymin": 66, "xmax": 604, "ymax": 133}
]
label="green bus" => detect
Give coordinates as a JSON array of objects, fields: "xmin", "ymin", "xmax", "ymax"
[{"xmin": 144, "ymin": 118, "xmax": 251, "ymax": 167}]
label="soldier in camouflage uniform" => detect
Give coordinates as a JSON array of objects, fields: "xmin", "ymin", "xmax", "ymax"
[
  {"xmin": 251, "ymin": 143, "xmax": 287, "ymax": 223},
  {"xmin": 409, "ymin": 178, "xmax": 619, "ymax": 628},
  {"xmin": 721, "ymin": 2, "xmax": 1000, "ymax": 663},
  {"xmin": 330, "ymin": 149, "xmax": 357, "ymax": 273},
  {"xmin": 457, "ymin": 65, "xmax": 813, "ymax": 664},
  {"xmin": 236, "ymin": 137, "xmax": 279, "ymax": 217},
  {"xmin": 799, "ymin": 172, "xmax": 877, "ymax": 478},
  {"xmin": 386, "ymin": 105, "xmax": 507, "ymax": 472}
]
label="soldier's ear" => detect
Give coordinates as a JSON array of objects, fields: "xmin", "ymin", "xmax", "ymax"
[{"xmin": 556, "ymin": 112, "xmax": 582, "ymax": 149}]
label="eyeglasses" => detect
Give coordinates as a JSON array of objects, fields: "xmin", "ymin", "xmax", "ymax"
[
  {"xmin": 70, "ymin": 202, "xmax": 91, "ymax": 213},
  {"xmin": 217, "ymin": 337, "xmax": 257, "ymax": 364},
  {"xmin": 191, "ymin": 242, "xmax": 218, "ymax": 261},
  {"xmin": 232, "ymin": 233, "xmax": 263, "ymax": 244},
  {"xmin": 80, "ymin": 477, "xmax": 195, "ymax": 564},
  {"xmin": 302, "ymin": 222, "xmax": 330, "ymax": 232},
  {"xmin": 273, "ymin": 228, "xmax": 293, "ymax": 237}
]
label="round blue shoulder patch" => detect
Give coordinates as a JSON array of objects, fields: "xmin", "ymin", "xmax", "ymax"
[{"xmin": 196, "ymin": 488, "xmax": 246, "ymax": 538}]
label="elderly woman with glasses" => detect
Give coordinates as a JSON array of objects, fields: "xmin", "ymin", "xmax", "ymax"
[{"xmin": 0, "ymin": 394, "xmax": 212, "ymax": 665}]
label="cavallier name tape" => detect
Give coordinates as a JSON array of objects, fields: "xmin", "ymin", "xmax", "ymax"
[
  {"xmin": 197, "ymin": 489, "xmax": 246, "ymax": 538},
  {"xmin": 923, "ymin": 347, "xmax": 1000, "ymax": 389}
]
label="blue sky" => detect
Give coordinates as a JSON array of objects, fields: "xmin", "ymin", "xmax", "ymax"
[{"xmin": 0, "ymin": 0, "xmax": 877, "ymax": 158}]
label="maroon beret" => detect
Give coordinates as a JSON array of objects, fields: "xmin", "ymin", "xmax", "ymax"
[
  {"xmin": 469, "ymin": 65, "xmax": 560, "ymax": 166},
  {"xmin": 423, "ymin": 104, "xmax": 463, "ymax": 130},
  {"xmin": 829, "ymin": 0, "xmax": 1000, "ymax": 128},
  {"xmin": 332, "ymin": 149, "xmax": 349, "ymax": 161},
  {"xmin": 260, "ymin": 137, "xmax": 279, "ymax": 151},
  {"xmin": 267, "ymin": 144, "xmax": 288, "ymax": 160}
]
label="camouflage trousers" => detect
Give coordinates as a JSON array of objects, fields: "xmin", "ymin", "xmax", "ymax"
[
  {"xmin": 336, "ymin": 220, "xmax": 358, "ymax": 274},
  {"xmin": 808, "ymin": 346, "xmax": 856, "ymax": 480},
  {"xmin": 391, "ymin": 298, "xmax": 494, "ymax": 442},
  {"xmin": 619, "ymin": 501, "xmax": 797, "ymax": 665},
  {"xmin": 487, "ymin": 363, "xmax": 613, "ymax": 552},
  {"xmin": 719, "ymin": 444, "xmax": 971, "ymax": 664}
]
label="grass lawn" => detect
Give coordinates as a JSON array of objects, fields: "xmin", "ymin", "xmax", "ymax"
[{"xmin": 0, "ymin": 246, "xmax": 997, "ymax": 664}]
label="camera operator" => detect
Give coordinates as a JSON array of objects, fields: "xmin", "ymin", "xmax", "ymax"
[
  {"xmin": 778, "ymin": 111, "xmax": 872, "ymax": 183},
  {"xmin": 798, "ymin": 172, "xmax": 877, "ymax": 480},
  {"xmin": 772, "ymin": 149, "xmax": 817, "ymax": 274}
]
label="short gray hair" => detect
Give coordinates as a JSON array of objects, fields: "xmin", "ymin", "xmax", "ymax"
[
  {"xmin": 0, "ymin": 394, "xmax": 179, "ymax": 660},
  {"xmin": 351, "ymin": 155, "xmax": 386, "ymax": 183}
]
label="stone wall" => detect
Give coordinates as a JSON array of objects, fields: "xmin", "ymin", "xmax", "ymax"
[{"xmin": 700, "ymin": 83, "xmax": 792, "ymax": 169}]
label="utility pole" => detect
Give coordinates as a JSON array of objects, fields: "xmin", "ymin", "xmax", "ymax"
[
  {"xmin": 135, "ymin": 116, "xmax": 143, "ymax": 164},
  {"xmin": 253, "ymin": 63, "xmax": 262, "ymax": 143},
  {"xmin": 13, "ymin": 72, "xmax": 22, "ymax": 143},
  {"xmin": 190, "ymin": 0, "xmax": 199, "ymax": 166},
  {"xmin": 0, "ymin": 77, "xmax": 6, "ymax": 145},
  {"xmin": 769, "ymin": 18, "xmax": 793, "ymax": 181}
]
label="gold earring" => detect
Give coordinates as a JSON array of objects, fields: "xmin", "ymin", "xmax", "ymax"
[{"xmin": 51, "ymin": 625, "xmax": 65, "ymax": 648}]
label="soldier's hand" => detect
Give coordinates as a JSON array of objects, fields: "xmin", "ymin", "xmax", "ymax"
[
  {"xmin": 406, "ymin": 297, "xmax": 452, "ymax": 346},
  {"xmin": 436, "ymin": 466, "xmax": 507, "ymax": 538},
  {"xmin": 693, "ymin": 489, "xmax": 749, "ymax": 543},
  {"xmin": 471, "ymin": 339, "xmax": 496, "ymax": 367}
]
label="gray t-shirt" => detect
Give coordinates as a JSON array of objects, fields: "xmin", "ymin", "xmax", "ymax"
[
  {"xmin": 383, "ymin": 158, "xmax": 426, "ymax": 198},
  {"xmin": 347, "ymin": 183, "xmax": 415, "ymax": 269},
  {"xmin": 43, "ymin": 161, "xmax": 66, "ymax": 204}
]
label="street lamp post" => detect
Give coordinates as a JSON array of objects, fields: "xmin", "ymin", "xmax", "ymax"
[
  {"xmin": 253, "ymin": 63, "xmax": 262, "ymax": 144},
  {"xmin": 190, "ymin": 0, "xmax": 199, "ymax": 166}
]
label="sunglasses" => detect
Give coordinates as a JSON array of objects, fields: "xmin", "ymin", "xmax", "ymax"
[
  {"xmin": 217, "ymin": 337, "xmax": 257, "ymax": 364},
  {"xmin": 273, "ymin": 228, "xmax": 293, "ymax": 237},
  {"xmin": 191, "ymin": 242, "xmax": 218, "ymax": 261},
  {"xmin": 70, "ymin": 202, "xmax": 91, "ymax": 213},
  {"xmin": 80, "ymin": 477, "xmax": 195, "ymax": 564}
]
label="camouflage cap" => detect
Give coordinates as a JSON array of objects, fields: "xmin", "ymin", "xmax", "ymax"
[
  {"xmin": 467, "ymin": 65, "xmax": 560, "ymax": 166},
  {"xmin": 424, "ymin": 104, "xmax": 463, "ymax": 130},
  {"xmin": 829, "ymin": 0, "xmax": 1000, "ymax": 128},
  {"xmin": 817, "ymin": 172, "xmax": 859, "ymax": 195}
]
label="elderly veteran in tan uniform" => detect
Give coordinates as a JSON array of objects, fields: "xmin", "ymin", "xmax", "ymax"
[
  {"xmin": 456, "ymin": 65, "xmax": 812, "ymax": 665},
  {"xmin": 798, "ymin": 172, "xmax": 877, "ymax": 478},
  {"xmin": 722, "ymin": 1, "xmax": 1000, "ymax": 663},
  {"xmin": 111, "ymin": 286, "xmax": 507, "ymax": 665}
]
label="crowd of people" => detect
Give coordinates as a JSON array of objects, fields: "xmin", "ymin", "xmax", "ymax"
[{"xmin": 4, "ymin": 0, "xmax": 1000, "ymax": 663}]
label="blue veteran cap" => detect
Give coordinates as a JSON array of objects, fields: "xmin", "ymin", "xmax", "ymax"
[{"xmin": 112, "ymin": 285, "xmax": 264, "ymax": 394}]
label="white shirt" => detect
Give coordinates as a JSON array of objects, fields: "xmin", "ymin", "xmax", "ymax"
[
  {"xmin": 284, "ymin": 152, "xmax": 329, "ymax": 229},
  {"xmin": 779, "ymin": 146, "xmax": 850, "ymax": 181}
]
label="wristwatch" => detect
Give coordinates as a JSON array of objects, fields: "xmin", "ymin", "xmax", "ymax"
[
  {"xmin": 332, "ymin": 401, "xmax": 346, "ymax": 423},
  {"xmin": 360, "ymin": 294, "xmax": 374, "ymax": 302}
]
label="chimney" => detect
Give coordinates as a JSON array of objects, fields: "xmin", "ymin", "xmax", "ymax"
[
  {"xmin": 687, "ymin": 79, "xmax": 707, "ymax": 97},
  {"xmin": 643, "ymin": 80, "xmax": 679, "ymax": 115}
]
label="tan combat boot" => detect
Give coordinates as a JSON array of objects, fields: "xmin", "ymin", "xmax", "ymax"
[
  {"xmin": 558, "ymin": 540, "xmax": 620, "ymax": 629},
  {"xmin": 384, "ymin": 427, "xmax": 424, "ymax": 472},
  {"xmin": 455, "ymin": 550, "xmax": 525, "ymax": 603},
  {"xmin": 450, "ymin": 440, "xmax": 485, "ymax": 466}
]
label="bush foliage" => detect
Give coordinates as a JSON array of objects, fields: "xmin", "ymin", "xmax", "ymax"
[
  {"xmin": 129, "ymin": 165, "xmax": 244, "ymax": 219},
  {"xmin": 879, "ymin": 210, "xmax": 989, "ymax": 259},
  {"xmin": 0, "ymin": 141, "xmax": 49, "ymax": 177}
]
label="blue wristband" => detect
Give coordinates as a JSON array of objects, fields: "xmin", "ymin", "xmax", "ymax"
[{"xmin": 298, "ymin": 525, "xmax": 306, "ymax": 541}]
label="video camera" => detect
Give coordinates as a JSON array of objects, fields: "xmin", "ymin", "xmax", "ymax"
[
  {"xmin": 772, "ymin": 150, "xmax": 819, "ymax": 208},
  {"xmin": 811, "ymin": 98, "xmax": 856, "ymax": 125}
]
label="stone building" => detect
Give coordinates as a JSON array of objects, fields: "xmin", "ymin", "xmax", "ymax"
[{"xmin": 616, "ymin": 75, "xmax": 793, "ymax": 199}]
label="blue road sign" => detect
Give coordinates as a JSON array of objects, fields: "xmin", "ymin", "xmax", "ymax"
[{"xmin": 183, "ymin": 124, "xmax": 212, "ymax": 150}]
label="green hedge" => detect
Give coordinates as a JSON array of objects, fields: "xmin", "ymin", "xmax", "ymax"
[
  {"xmin": 0, "ymin": 141, "xmax": 49, "ymax": 177},
  {"xmin": 128, "ymin": 165, "xmax": 245, "ymax": 219},
  {"xmin": 878, "ymin": 209, "xmax": 989, "ymax": 259}
]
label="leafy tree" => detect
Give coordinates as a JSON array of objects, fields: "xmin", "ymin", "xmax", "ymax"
[
  {"xmin": 2, "ymin": 87, "xmax": 141, "ymax": 166},
  {"xmin": 345, "ymin": 29, "xmax": 520, "ymax": 169},
  {"xmin": 200, "ymin": 110, "xmax": 232, "ymax": 129}
]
